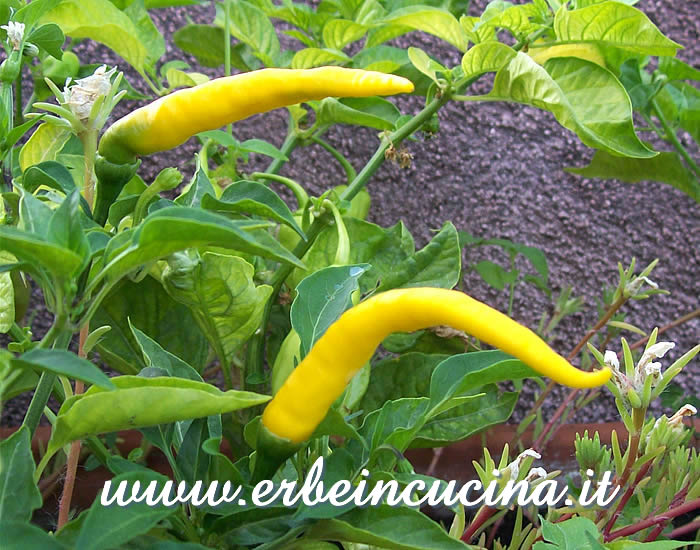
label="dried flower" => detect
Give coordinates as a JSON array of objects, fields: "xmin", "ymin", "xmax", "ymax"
[
  {"xmin": 505, "ymin": 449, "xmax": 541, "ymax": 479},
  {"xmin": 63, "ymin": 65, "xmax": 115, "ymax": 122}
]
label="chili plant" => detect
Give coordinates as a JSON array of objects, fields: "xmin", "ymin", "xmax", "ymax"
[{"xmin": 0, "ymin": 0, "xmax": 698, "ymax": 548}]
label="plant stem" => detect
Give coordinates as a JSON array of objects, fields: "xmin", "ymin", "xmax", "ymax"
[
  {"xmin": 629, "ymin": 308, "xmax": 700, "ymax": 352},
  {"xmin": 251, "ymin": 172, "xmax": 309, "ymax": 208},
  {"xmin": 79, "ymin": 129, "xmax": 98, "ymax": 210},
  {"xmin": 605, "ymin": 497, "xmax": 700, "ymax": 541},
  {"xmin": 668, "ymin": 519, "xmax": 700, "ymax": 539},
  {"xmin": 246, "ymin": 91, "xmax": 452, "ymax": 383},
  {"xmin": 602, "ymin": 459, "xmax": 652, "ymax": 536},
  {"xmin": 650, "ymin": 97, "xmax": 700, "ymax": 177},
  {"xmin": 57, "ymin": 326, "xmax": 88, "ymax": 528},
  {"xmin": 266, "ymin": 129, "xmax": 300, "ymax": 176},
  {"xmin": 462, "ymin": 506, "xmax": 496, "ymax": 543},
  {"xmin": 310, "ymin": 135, "xmax": 357, "ymax": 183}
]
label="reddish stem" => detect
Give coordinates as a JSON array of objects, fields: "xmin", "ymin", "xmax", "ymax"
[
  {"xmin": 602, "ymin": 461, "xmax": 652, "ymax": 536},
  {"xmin": 462, "ymin": 506, "xmax": 496, "ymax": 543},
  {"xmin": 605, "ymin": 498, "xmax": 700, "ymax": 541},
  {"xmin": 668, "ymin": 519, "xmax": 700, "ymax": 539}
]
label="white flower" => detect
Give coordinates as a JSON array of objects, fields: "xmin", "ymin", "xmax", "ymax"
[
  {"xmin": 505, "ymin": 449, "xmax": 541, "ymax": 479},
  {"xmin": 604, "ymin": 350, "xmax": 620, "ymax": 371},
  {"xmin": 63, "ymin": 65, "xmax": 115, "ymax": 122},
  {"xmin": 526, "ymin": 467, "xmax": 548, "ymax": 482},
  {"xmin": 639, "ymin": 342, "xmax": 675, "ymax": 369},
  {"xmin": 1, "ymin": 21, "xmax": 24, "ymax": 50}
]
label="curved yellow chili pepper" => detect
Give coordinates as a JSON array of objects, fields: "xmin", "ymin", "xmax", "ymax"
[
  {"xmin": 98, "ymin": 67, "xmax": 415, "ymax": 164},
  {"xmin": 263, "ymin": 287, "xmax": 611, "ymax": 444}
]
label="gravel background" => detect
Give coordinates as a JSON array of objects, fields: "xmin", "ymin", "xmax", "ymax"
[{"xmin": 2, "ymin": 0, "xmax": 698, "ymax": 427}]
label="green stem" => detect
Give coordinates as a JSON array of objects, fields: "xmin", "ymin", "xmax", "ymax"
[
  {"xmin": 251, "ymin": 172, "xmax": 309, "ymax": 208},
  {"xmin": 245, "ymin": 90, "xmax": 453, "ymax": 384},
  {"xmin": 13, "ymin": 76, "xmax": 22, "ymax": 126},
  {"xmin": 310, "ymin": 135, "xmax": 357, "ymax": 183},
  {"xmin": 266, "ymin": 129, "xmax": 300, "ymax": 176},
  {"xmin": 507, "ymin": 257, "xmax": 516, "ymax": 317},
  {"xmin": 650, "ymin": 98, "xmax": 700, "ymax": 177},
  {"xmin": 22, "ymin": 317, "xmax": 70, "ymax": 437},
  {"xmin": 79, "ymin": 129, "xmax": 98, "ymax": 211}
]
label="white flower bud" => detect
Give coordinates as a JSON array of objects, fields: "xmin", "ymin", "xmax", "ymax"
[
  {"xmin": 625, "ymin": 275, "xmax": 658, "ymax": 297},
  {"xmin": 669, "ymin": 404, "xmax": 697, "ymax": 428},
  {"xmin": 505, "ymin": 449, "xmax": 541, "ymax": 479},
  {"xmin": 1, "ymin": 22, "xmax": 24, "ymax": 50},
  {"xmin": 604, "ymin": 350, "xmax": 620, "ymax": 371},
  {"xmin": 526, "ymin": 467, "xmax": 548, "ymax": 482}
]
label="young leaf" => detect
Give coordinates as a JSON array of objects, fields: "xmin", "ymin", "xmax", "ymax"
[
  {"xmin": 461, "ymin": 42, "xmax": 516, "ymax": 80},
  {"xmin": 383, "ymin": 5, "xmax": 469, "ymax": 52},
  {"xmin": 291, "ymin": 47, "xmax": 351, "ymax": 69},
  {"xmin": 214, "ymin": 0, "xmax": 281, "ymax": 66},
  {"xmin": 173, "ymin": 23, "xmax": 227, "ymax": 68},
  {"xmin": 322, "ymin": 19, "xmax": 367, "ymax": 50},
  {"xmin": 19, "ymin": 123, "xmax": 70, "ymax": 171}
]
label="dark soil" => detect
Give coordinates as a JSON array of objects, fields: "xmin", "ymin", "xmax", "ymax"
[{"xmin": 2, "ymin": 0, "xmax": 698, "ymax": 428}]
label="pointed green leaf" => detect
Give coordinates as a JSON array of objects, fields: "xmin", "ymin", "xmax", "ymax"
[
  {"xmin": 47, "ymin": 190, "xmax": 90, "ymax": 272},
  {"xmin": 201, "ymin": 180, "xmax": 303, "ymax": 237},
  {"xmin": 239, "ymin": 139, "xmax": 288, "ymax": 161},
  {"xmin": 0, "ymin": 521, "xmax": 67, "ymax": 549},
  {"xmin": 567, "ymin": 150, "xmax": 700, "ymax": 202},
  {"xmin": 129, "ymin": 323, "xmax": 202, "ymax": 381},
  {"xmin": 47, "ymin": 376, "xmax": 270, "ymax": 455},
  {"xmin": 27, "ymin": 23, "xmax": 64, "ymax": 59},
  {"xmin": 173, "ymin": 23, "xmax": 226, "ymax": 68},
  {"xmin": 316, "ymin": 96, "xmax": 401, "ymax": 131},
  {"xmin": 467, "ymin": 53, "xmax": 655, "ymax": 158},
  {"xmin": 0, "ymin": 252, "xmax": 15, "ymax": 333},
  {"xmin": 554, "ymin": 2, "xmax": 681, "ymax": 56},
  {"xmin": 215, "ymin": 0, "xmax": 280, "ymax": 66},
  {"xmin": 0, "ymin": 427, "xmax": 42, "ymax": 523},
  {"xmin": 124, "ymin": 0, "xmax": 165, "ymax": 69},
  {"xmin": 0, "ymin": 226, "xmax": 83, "ymax": 279},
  {"xmin": 12, "ymin": 349, "xmax": 115, "ymax": 389},
  {"xmin": 19, "ymin": 123, "xmax": 70, "ymax": 171},
  {"xmin": 383, "ymin": 5, "xmax": 469, "ymax": 51},
  {"xmin": 175, "ymin": 165, "xmax": 216, "ymax": 208}
]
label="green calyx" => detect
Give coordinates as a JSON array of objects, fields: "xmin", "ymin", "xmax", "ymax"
[
  {"xmin": 93, "ymin": 154, "xmax": 140, "ymax": 226},
  {"xmin": 252, "ymin": 423, "xmax": 301, "ymax": 483}
]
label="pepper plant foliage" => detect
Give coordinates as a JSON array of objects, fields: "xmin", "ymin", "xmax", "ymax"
[{"xmin": 0, "ymin": 0, "xmax": 698, "ymax": 548}]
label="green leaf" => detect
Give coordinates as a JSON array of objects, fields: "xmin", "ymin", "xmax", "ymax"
[
  {"xmin": 316, "ymin": 96, "xmax": 401, "ymax": 130},
  {"xmin": 428, "ymin": 351, "xmax": 535, "ymax": 411},
  {"xmin": 473, "ymin": 260, "xmax": 516, "ymax": 290},
  {"xmin": 73, "ymin": 470, "xmax": 174, "ymax": 550},
  {"xmin": 567, "ymin": 150, "xmax": 699, "ymax": 202},
  {"xmin": 19, "ymin": 123, "xmax": 70, "ymax": 171},
  {"xmin": 322, "ymin": 19, "xmax": 367, "ymax": 50},
  {"xmin": 376, "ymin": 221, "xmax": 461, "ymax": 292},
  {"xmin": 239, "ymin": 139, "xmax": 288, "ymax": 161},
  {"xmin": 291, "ymin": 264, "xmax": 370, "ymax": 357},
  {"xmin": 162, "ymin": 252, "xmax": 273, "ymax": 368},
  {"xmin": 47, "ymin": 376, "xmax": 270, "ymax": 455},
  {"xmin": 360, "ymin": 353, "xmax": 448, "ymax": 414},
  {"xmin": 0, "ymin": 226, "xmax": 84, "ymax": 279},
  {"xmin": 173, "ymin": 23, "xmax": 226, "ymax": 68},
  {"xmin": 658, "ymin": 56, "xmax": 700, "ymax": 82},
  {"xmin": 461, "ymin": 42, "xmax": 516, "ymax": 80},
  {"xmin": 22, "ymin": 161, "xmax": 77, "ymax": 196},
  {"xmin": 100, "ymin": 206, "xmax": 305, "ymax": 285},
  {"xmin": 0, "ymin": 252, "xmax": 14, "ymax": 333},
  {"xmin": 0, "ymin": 427, "xmax": 42, "ymax": 523},
  {"xmin": 383, "ymin": 5, "xmax": 469, "ymax": 52},
  {"xmin": 291, "ymin": 47, "xmax": 351, "ymax": 69},
  {"xmin": 0, "ymin": 521, "xmax": 67, "ymax": 549},
  {"xmin": 124, "ymin": 0, "xmax": 165, "ymax": 70},
  {"xmin": 553, "ymin": 2, "xmax": 681, "ymax": 56},
  {"xmin": 130, "ymin": 323, "xmax": 202, "ymax": 381},
  {"xmin": 215, "ymin": 0, "xmax": 280, "ymax": 66},
  {"xmin": 201, "ymin": 180, "xmax": 303, "ymax": 237},
  {"xmin": 175, "ymin": 417, "xmax": 210, "ymax": 484},
  {"xmin": 27, "ymin": 23, "xmax": 64, "ymax": 59},
  {"xmin": 306, "ymin": 505, "xmax": 469, "ymax": 549},
  {"xmin": 41, "ymin": 0, "xmax": 150, "ymax": 73},
  {"xmin": 536, "ymin": 517, "xmax": 602, "ymax": 550},
  {"xmin": 414, "ymin": 386, "xmax": 518, "ymax": 447},
  {"xmin": 92, "ymin": 275, "xmax": 209, "ymax": 374},
  {"xmin": 12, "ymin": 349, "xmax": 115, "ymax": 389},
  {"xmin": 407, "ymin": 47, "xmax": 440, "ymax": 83},
  {"xmin": 467, "ymin": 53, "xmax": 655, "ymax": 158}
]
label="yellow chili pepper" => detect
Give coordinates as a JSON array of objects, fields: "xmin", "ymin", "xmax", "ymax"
[
  {"xmin": 263, "ymin": 287, "xmax": 611, "ymax": 445},
  {"xmin": 98, "ymin": 67, "xmax": 415, "ymax": 164}
]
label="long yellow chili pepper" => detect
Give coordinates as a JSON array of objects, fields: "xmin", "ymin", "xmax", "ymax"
[
  {"xmin": 263, "ymin": 287, "xmax": 611, "ymax": 445},
  {"xmin": 98, "ymin": 67, "xmax": 415, "ymax": 164}
]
